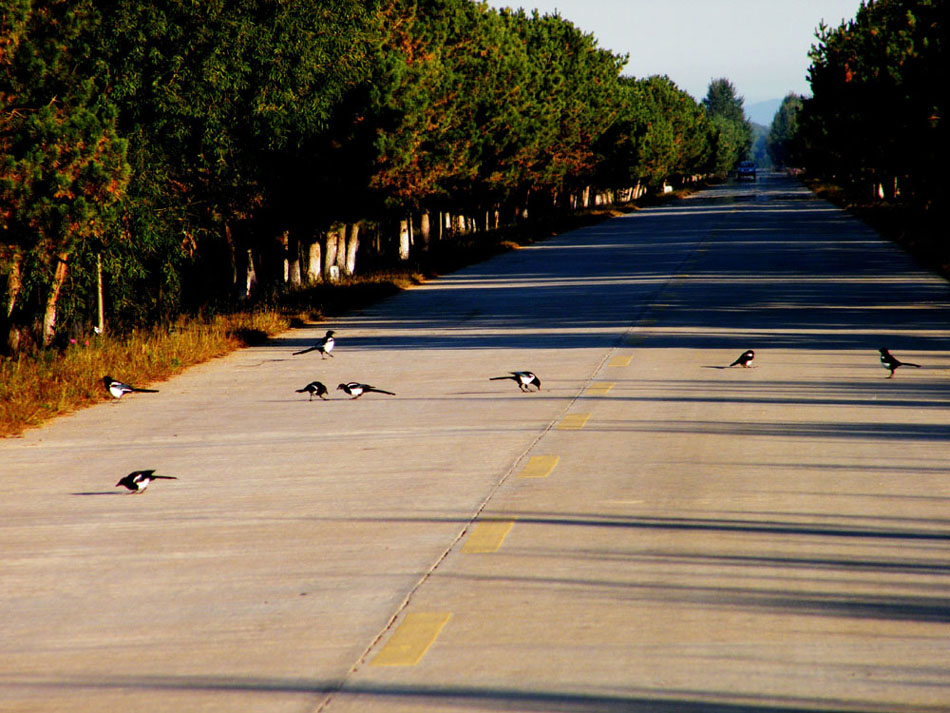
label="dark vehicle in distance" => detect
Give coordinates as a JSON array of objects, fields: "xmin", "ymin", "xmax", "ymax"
[{"xmin": 736, "ymin": 160, "xmax": 756, "ymax": 181}]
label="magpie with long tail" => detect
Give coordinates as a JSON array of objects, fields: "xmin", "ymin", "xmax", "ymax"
[
  {"xmin": 296, "ymin": 381, "xmax": 329, "ymax": 400},
  {"xmin": 336, "ymin": 382, "xmax": 395, "ymax": 399},
  {"xmin": 294, "ymin": 330, "xmax": 335, "ymax": 358},
  {"xmin": 103, "ymin": 376, "xmax": 159, "ymax": 400},
  {"xmin": 490, "ymin": 371, "xmax": 541, "ymax": 392},
  {"xmin": 879, "ymin": 348, "xmax": 920, "ymax": 378},
  {"xmin": 116, "ymin": 470, "xmax": 177, "ymax": 493},
  {"xmin": 729, "ymin": 350, "xmax": 755, "ymax": 368}
]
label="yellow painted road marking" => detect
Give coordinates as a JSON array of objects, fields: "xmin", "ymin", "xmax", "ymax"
[
  {"xmin": 586, "ymin": 381, "xmax": 615, "ymax": 396},
  {"xmin": 608, "ymin": 355, "xmax": 633, "ymax": 367},
  {"xmin": 371, "ymin": 612, "xmax": 452, "ymax": 666},
  {"xmin": 557, "ymin": 413, "xmax": 590, "ymax": 431},
  {"xmin": 517, "ymin": 455, "xmax": 560, "ymax": 479},
  {"xmin": 462, "ymin": 520, "xmax": 515, "ymax": 553}
]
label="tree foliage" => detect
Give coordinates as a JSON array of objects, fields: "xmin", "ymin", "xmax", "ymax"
[
  {"xmin": 703, "ymin": 77, "xmax": 753, "ymax": 174},
  {"xmin": 2, "ymin": 0, "xmax": 723, "ymax": 353},
  {"xmin": 766, "ymin": 93, "xmax": 804, "ymax": 168},
  {"xmin": 798, "ymin": 0, "xmax": 947, "ymax": 205}
]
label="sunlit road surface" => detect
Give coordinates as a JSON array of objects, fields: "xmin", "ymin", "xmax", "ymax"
[{"xmin": 2, "ymin": 173, "xmax": 949, "ymax": 713}]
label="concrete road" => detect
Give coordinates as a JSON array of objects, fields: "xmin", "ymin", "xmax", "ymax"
[{"xmin": 2, "ymin": 173, "xmax": 949, "ymax": 713}]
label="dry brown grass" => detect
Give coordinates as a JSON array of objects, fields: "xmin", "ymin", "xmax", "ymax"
[
  {"xmin": 0, "ymin": 311, "xmax": 289, "ymax": 437},
  {"xmin": 1, "ymin": 200, "xmax": 679, "ymax": 438}
]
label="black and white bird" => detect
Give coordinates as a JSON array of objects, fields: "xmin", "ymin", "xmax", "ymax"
[
  {"xmin": 294, "ymin": 330, "xmax": 335, "ymax": 358},
  {"xmin": 336, "ymin": 382, "xmax": 395, "ymax": 399},
  {"xmin": 490, "ymin": 371, "xmax": 542, "ymax": 392},
  {"xmin": 296, "ymin": 381, "xmax": 329, "ymax": 400},
  {"xmin": 103, "ymin": 375, "xmax": 159, "ymax": 399},
  {"xmin": 115, "ymin": 470, "xmax": 177, "ymax": 493},
  {"xmin": 729, "ymin": 350, "xmax": 755, "ymax": 368},
  {"xmin": 879, "ymin": 348, "xmax": 920, "ymax": 378}
]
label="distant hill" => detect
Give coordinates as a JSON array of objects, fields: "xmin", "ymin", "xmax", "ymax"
[{"xmin": 745, "ymin": 98, "xmax": 783, "ymax": 126}]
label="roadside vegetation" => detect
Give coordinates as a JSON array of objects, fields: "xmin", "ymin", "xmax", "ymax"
[
  {"xmin": 2, "ymin": 0, "xmax": 753, "ymax": 436},
  {"xmin": 766, "ymin": 0, "xmax": 946, "ymax": 277},
  {"xmin": 0, "ymin": 200, "xmax": 666, "ymax": 436}
]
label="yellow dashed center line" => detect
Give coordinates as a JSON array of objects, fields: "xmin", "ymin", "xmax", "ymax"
[
  {"xmin": 557, "ymin": 413, "xmax": 590, "ymax": 431},
  {"xmin": 586, "ymin": 381, "xmax": 615, "ymax": 396},
  {"xmin": 608, "ymin": 355, "xmax": 633, "ymax": 367},
  {"xmin": 517, "ymin": 455, "xmax": 560, "ymax": 478},
  {"xmin": 462, "ymin": 520, "xmax": 516, "ymax": 553},
  {"xmin": 371, "ymin": 612, "xmax": 452, "ymax": 666}
]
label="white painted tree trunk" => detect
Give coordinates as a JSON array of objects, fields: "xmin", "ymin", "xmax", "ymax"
[
  {"xmin": 246, "ymin": 249, "xmax": 257, "ymax": 296},
  {"xmin": 286, "ymin": 232, "xmax": 302, "ymax": 287},
  {"xmin": 419, "ymin": 213, "xmax": 431, "ymax": 249},
  {"xmin": 42, "ymin": 252, "xmax": 69, "ymax": 347},
  {"xmin": 324, "ymin": 227, "xmax": 341, "ymax": 278},
  {"xmin": 344, "ymin": 223, "xmax": 360, "ymax": 275},
  {"xmin": 398, "ymin": 219, "xmax": 410, "ymax": 261}
]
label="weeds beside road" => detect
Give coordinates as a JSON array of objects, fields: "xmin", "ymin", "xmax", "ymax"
[{"xmin": 1, "ymin": 206, "xmax": 633, "ymax": 437}]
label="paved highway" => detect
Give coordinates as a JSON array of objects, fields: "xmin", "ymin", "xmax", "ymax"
[{"xmin": 2, "ymin": 173, "xmax": 949, "ymax": 712}]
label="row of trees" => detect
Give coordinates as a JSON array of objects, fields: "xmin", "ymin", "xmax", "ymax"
[
  {"xmin": 2, "ymin": 0, "xmax": 745, "ymax": 352},
  {"xmin": 794, "ymin": 0, "xmax": 946, "ymax": 205}
]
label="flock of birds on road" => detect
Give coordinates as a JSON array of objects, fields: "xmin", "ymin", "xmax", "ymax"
[{"xmin": 103, "ymin": 334, "xmax": 923, "ymax": 492}]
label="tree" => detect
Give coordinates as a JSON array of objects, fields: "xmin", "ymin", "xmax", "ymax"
[
  {"xmin": 1, "ymin": 1, "xmax": 129, "ymax": 350},
  {"xmin": 703, "ymin": 77, "xmax": 753, "ymax": 174},
  {"xmin": 799, "ymin": 0, "xmax": 947, "ymax": 205},
  {"xmin": 766, "ymin": 93, "xmax": 804, "ymax": 168}
]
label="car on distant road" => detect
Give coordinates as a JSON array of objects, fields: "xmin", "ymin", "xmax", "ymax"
[{"xmin": 736, "ymin": 160, "xmax": 756, "ymax": 181}]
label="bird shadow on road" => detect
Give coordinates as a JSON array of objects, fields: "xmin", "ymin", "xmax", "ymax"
[{"xmin": 71, "ymin": 491, "xmax": 124, "ymax": 496}]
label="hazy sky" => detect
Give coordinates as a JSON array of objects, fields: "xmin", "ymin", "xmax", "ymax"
[{"xmin": 483, "ymin": 0, "xmax": 861, "ymax": 104}]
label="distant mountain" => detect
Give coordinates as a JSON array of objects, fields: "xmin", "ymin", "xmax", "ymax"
[{"xmin": 745, "ymin": 98, "xmax": 783, "ymax": 127}]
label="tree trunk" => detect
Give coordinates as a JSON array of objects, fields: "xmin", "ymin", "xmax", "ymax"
[
  {"xmin": 419, "ymin": 212, "xmax": 431, "ymax": 250},
  {"xmin": 324, "ymin": 227, "xmax": 341, "ymax": 278},
  {"xmin": 279, "ymin": 231, "xmax": 290, "ymax": 284},
  {"xmin": 344, "ymin": 223, "xmax": 360, "ymax": 276},
  {"xmin": 306, "ymin": 239, "xmax": 322, "ymax": 283},
  {"xmin": 4, "ymin": 251, "xmax": 23, "ymax": 353},
  {"xmin": 96, "ymin": 253, "xmax": 105, "ymax": 336},
  {"xmin": 42, "ymin": 251, "xmax": 69, "ymax": 347},
  {"xmin": 286, "ymin": 232, "xmax": 302, "ymax": 287},
  {"xmin": 246, "ymin": 248, "xmax": 258, "ymax": 296},
  {"xmin": 398, "ymin": 219, "xmax": 410, "ymax": 261}
]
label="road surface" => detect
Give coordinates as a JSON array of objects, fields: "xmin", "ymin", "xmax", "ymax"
[{"xmin": 2, "ymin": 173, "xmax": 949, "ymax": 712}]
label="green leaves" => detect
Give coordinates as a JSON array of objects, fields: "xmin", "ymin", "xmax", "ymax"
[
  {"xmin": 800, "ymin": 0, "xmax": 945, "ymax": 203},
  {"xmin": 703, "ymin": 78, "xmax": 753, "ymax": 174},
  {"xmin": 3, "ymin": 0, "xmax": 725, "ymax": 352}
]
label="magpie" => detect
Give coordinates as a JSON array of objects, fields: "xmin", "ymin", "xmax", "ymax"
[
  {"xmin": 490, "ymin": 371, "xmax": 541, "ymax": 392},
  {"xmin": 296, "ymin": 381, "xmax": 328, "ymax": 400},
  {"xmin": 728, "ymin": 350, "xmax": 755, "ymax": 368},
  {"xmin": 879, "ymin": 348, "xmax": 920, "ymax": 378},
  {"xmin": 294, "ymin": 330, "xmax": 335, "ymax": 358},
  {"xmin": 103, "ymin": 376, "xmax": 159, "ymax": 399},
  {"xmin": 116, "ymin": 470, "xmax": 177, "ymax": 493},
  {"xmin": 336, "ymin": 382, "xmax": 395, "ymax": 399}
]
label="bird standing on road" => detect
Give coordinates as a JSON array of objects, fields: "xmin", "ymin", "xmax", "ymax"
[
  {"xmin": 103, "ymin": 376, "xmax": 159, "ymax": 399},
  {"xmin": 879, "ymin": 348, "xmax": 920, "ymax": 378},
  {"xmin": 336, "ymin": 382, "xmax": 395, "ymax": 399},
  {"xmin": 729, "ymin": 350, "xmax": 755, "ymax": 368},
  {"xmin": 490, "ymin": 371, "xmax": 542, "ymax": 392},
  {"xmin": 296, "ymin": 381, "xmax": 329, "ymax": 400},
  {"xmin": 116, "ymin": 470, "xmax": 177, "ymax": 493},
  {"xmin": 294, "ymin": 330, "xmax": 335, "ymax": 358}
]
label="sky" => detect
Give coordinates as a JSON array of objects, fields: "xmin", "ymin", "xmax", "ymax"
[{"xmin": 482, "ymin": 0, "xmax": 862, "ymax": 105}]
